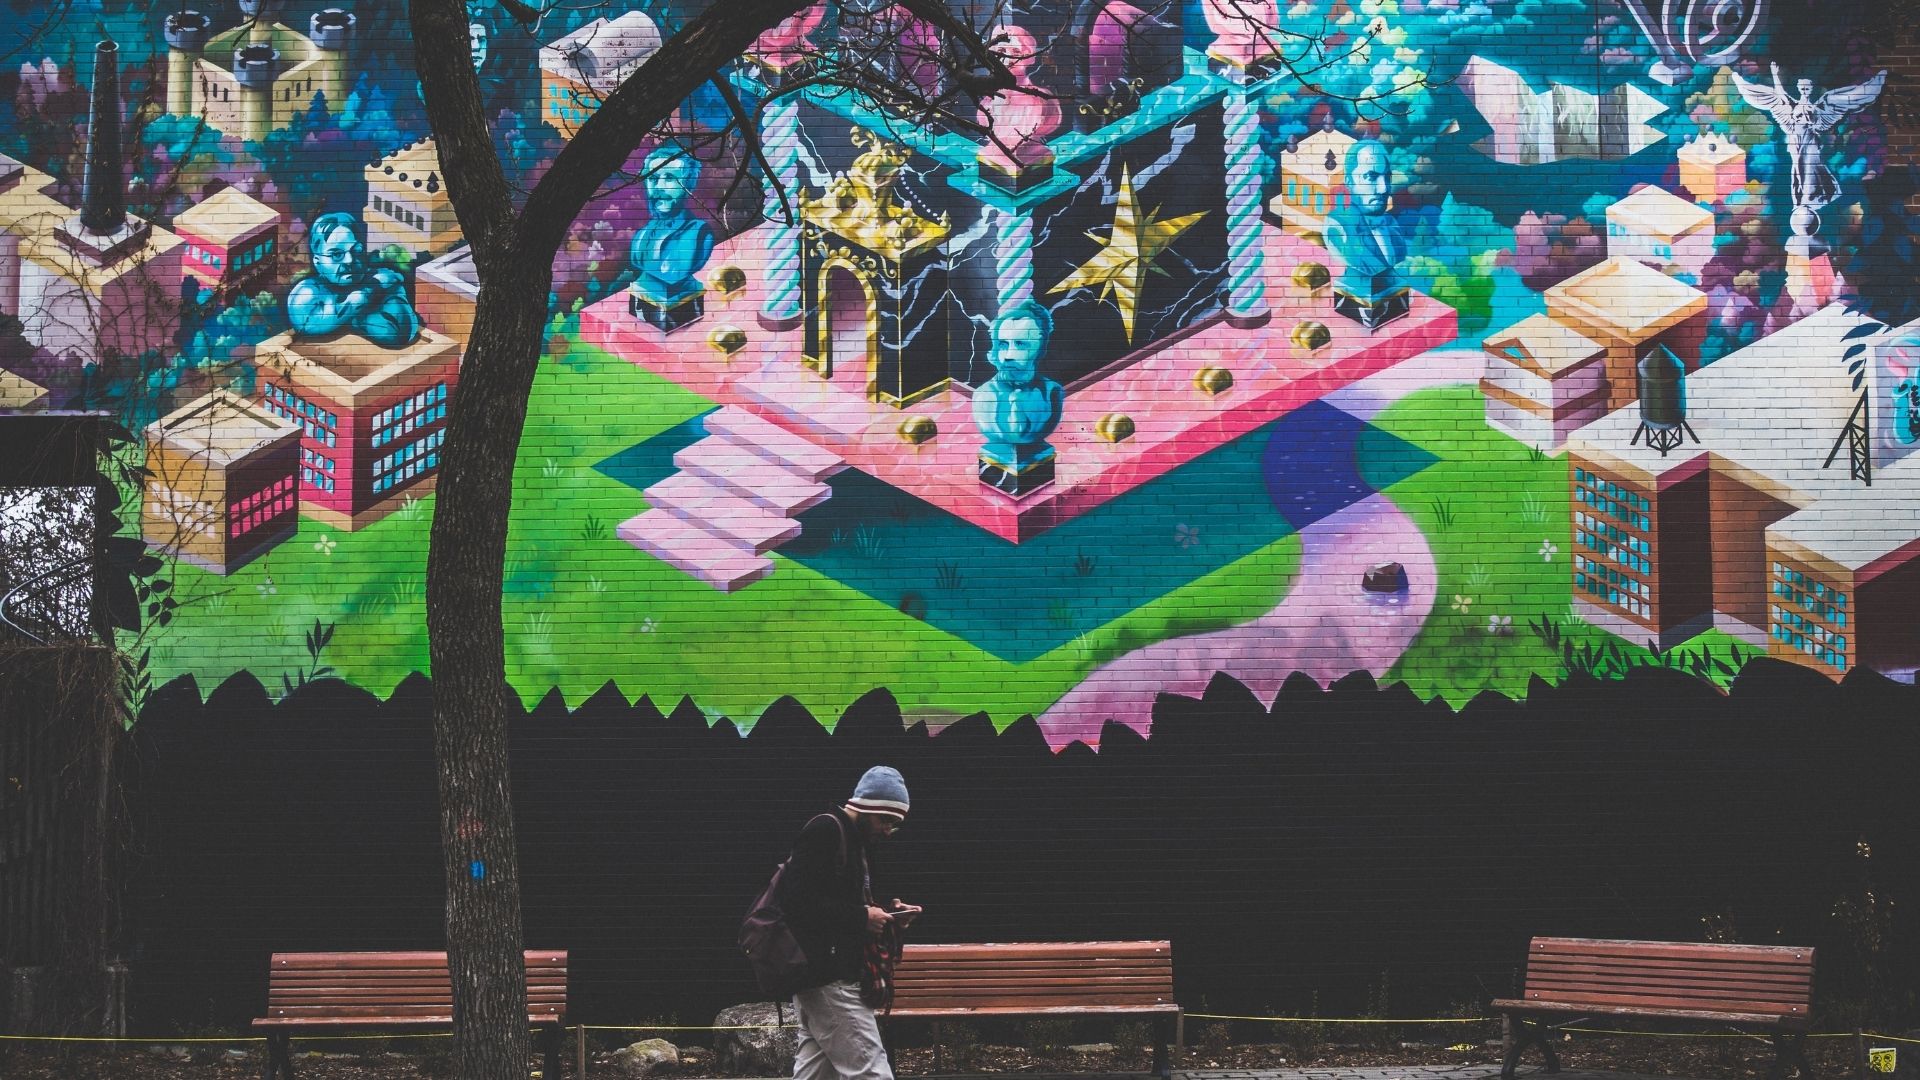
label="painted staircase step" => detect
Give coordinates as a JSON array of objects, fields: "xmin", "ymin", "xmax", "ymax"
[
  {"xmin": 703, "ymin": 406, "xmax": 848, "ymax": 480},
  {"xmin": 673, "ymin": 439, "xmax": 832, "ymax": 515},
  {"xmin": 644, "ymin": 472, "xmax": 802, "ymax": 554},
  {"xmin": 617, "ymin": 510, "xmax": 773, "ymax": 592}
]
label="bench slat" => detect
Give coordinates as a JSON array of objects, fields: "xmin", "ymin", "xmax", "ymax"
[
  {"xmin": 265, "ymin": 1005, "xmax": 560, "ymax": 1019},
  {"xmin": 894, "ymin": 960, "xmax": 1167, "ymax": 980},
  {"xmin": 1490, "ymin": 999, "xmax": 1810, "ymax": 1028},
  {"xmin": 1523, "ymin": 977, "xmax": 1809, "ymax": 1003},
  {"xmin": 895, "ymin": 985, "xmax": 1175, "ymax": 999},
  {"xmin": 268, "ymin": 978, "xmax": 569, "ymax": 991},
  {"xmin": 896, "ymin": 980, "xmax": 1174, "ymax": 993},
  {"xmin": 902, "ymin": 942, "xmax": 1167, "ymax": 956},
  {"xmin": 896, "ymin": 983, "xmax": 1173, "ymax": 997},
  {"xmin": 1515, "ymin": 988, "xmax": 1806, "ymax": 1015},
  {"xmin": 268, "ymin": 994, "xmax": 569, "ymax": 1008},
  {"xmin": 1525, "ymin": 966, "xmax": 1813, "ymax": 988},
  {"xmin": 1529, "ymin": 951, "xmax": 1811, "ymax": 974},
  {"xmin": 270, "ymin": 951, "xmax": 565, "ymax": 968},
  {"xmin": 1525, "ymin": 965, "xmax": 1811, "ymax": 990},
  {"xmin": 1527, "ymin": 939, "xmax": 1810, "ymax": 965},
  {"xmin": 1527, "ymin": 965, "xmax": 1809, "ymax": 988},
  {"xmin": 253, "ymin": 1006, "xmax": 560, "ymax": 1022},
  {"xmin": 890, "ymin": 1005, "xmax": 1178, "ymax": 1017}
]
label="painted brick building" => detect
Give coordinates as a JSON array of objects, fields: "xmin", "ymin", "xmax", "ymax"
[
  {"xmin": 173, "ymin": 187, "xmax": 280, "ymax": 303},
  {"xmin": 254, "ymin": 329, "xmax": 460, "ymax": 531},
  {"xmin": 1565, "ymin": 306, "xmax": 1920, "ymax": 677},
  {"xmin": 142, "ymin": 390, "xmax": 301, "ymax": 574}
]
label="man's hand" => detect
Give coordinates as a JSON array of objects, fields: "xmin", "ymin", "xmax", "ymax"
[
  {"xmin": 887, "ymin": 900, "xmax": 923, "ymax": 928},
  {"xmin": 866, "ymin": 905, "xmax": 893, "ymax": 935}
]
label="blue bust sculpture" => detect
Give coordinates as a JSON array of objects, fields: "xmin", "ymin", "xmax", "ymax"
[
  {"xmin": 1323, "ymin": 139, "xmax": 1409, "ymax": 329},
  {"xmin": 287, "ymin": 213, "xmax": 422, "ymax": 348},
  {"xmin": 974, "ymin": 299, "xmax": 1065, "ymax": 496},
  {"xmin": 628, "ymin": 145, "xmax": 717, "ymax": 332}
]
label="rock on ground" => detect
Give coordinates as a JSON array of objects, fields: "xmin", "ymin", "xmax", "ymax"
[
  {"xmin": 712, "ymin": 1001, "xmax": 800, "ymax": 1076},
  {"xmin": 608, "ymin": 1037, "xmax": 680, "ymax": 1079}
]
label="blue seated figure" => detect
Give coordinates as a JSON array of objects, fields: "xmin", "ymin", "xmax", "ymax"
[
  {"xmin": 1323, "ymin": 138, "xmax": 1409, "ymax": 331},
  {"xmin": 973, "ymin": 299, "xmax": 1065, "ymax": 497},
  {"xmin": 287, "ymin": 213, "xmax": 421, "ymax": 348},
  {"xmin": 628, "ymin": 146, "xmax": 717, "ymax": 333}
]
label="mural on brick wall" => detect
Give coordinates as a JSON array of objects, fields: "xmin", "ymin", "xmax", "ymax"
[{"xmin": 3, "ymin": 0, "xmax": 1915, "ymax": 741}]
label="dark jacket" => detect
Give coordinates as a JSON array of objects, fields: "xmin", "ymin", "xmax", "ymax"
[{"xmin": 777, "ymin": 811, "xmax": 871, "ymax": 988}]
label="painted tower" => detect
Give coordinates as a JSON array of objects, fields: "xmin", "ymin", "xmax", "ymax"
[
  {"xmin": 165, "ymin": 0, "xmax": 355, "ymax": 141},
  {"xmin": 14, "ymin": 40, "xmax": 183, "ymax": 367}
]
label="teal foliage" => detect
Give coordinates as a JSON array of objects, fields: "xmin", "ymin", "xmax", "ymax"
[{"xmin": 1402, "ymin": 195, "xmax": 1510, "ymax": 333}]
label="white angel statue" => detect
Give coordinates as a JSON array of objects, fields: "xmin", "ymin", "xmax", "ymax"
[{"xmin": 1733, "ymin": 63, "xmax": 1886, "ymax": 225}]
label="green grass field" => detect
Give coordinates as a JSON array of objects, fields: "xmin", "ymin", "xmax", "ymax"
[
  {"xmin": 152, "ymin": 337, "xmax": 1301, "ymax": 727},
  {"xmin": 1373, "ymin": 384, "xmax": 1756, "ymax": 705}
]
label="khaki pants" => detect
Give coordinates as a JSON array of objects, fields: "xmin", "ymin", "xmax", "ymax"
[{"xmin": 792, "ymin": 980, "xmax": 893, "ymax": 1080}]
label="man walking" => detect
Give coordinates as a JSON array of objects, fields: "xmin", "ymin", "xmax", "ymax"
[{"xmin": 783, "ymin": 766, "xmax": 921, "ymax": 1080}]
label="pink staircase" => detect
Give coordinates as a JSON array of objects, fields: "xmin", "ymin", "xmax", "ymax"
[{"xmin": 618, "ymin": 406, "xmax": 846, "ymax": 591}]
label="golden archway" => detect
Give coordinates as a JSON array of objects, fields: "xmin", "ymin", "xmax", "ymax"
[{"xmin": 811, "ymin": 254, "xmax": 881, "ymax": 399}]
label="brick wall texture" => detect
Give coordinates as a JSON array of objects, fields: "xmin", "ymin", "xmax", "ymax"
[{"xmin": 3, "ymin": 0, "xmax": 1918, "ymax": 728}]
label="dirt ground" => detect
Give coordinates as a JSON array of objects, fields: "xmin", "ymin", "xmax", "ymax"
[{"xmin": 0, "ymin": 1032, "xmax": 1879, "ymax": 1080}]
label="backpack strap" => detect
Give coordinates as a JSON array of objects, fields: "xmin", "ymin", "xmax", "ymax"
[{"xmin": 802, "ymin": 811, "xmax": 849, "ymax": 871}]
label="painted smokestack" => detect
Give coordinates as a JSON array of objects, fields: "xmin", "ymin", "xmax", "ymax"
[
  {"xmin": 163, "ymin": 10, "xmax": 212, "ymax": 117},
  {"xmin": 79, "ymin": 39, "xmax": 125, "ymax": 236}
]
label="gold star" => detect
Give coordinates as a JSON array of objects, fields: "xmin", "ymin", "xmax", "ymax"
[{"xmin": 1048, "ymin": 166, "xmax": 1208, "ymax": 343}]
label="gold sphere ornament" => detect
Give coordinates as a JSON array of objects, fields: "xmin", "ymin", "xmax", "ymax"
[
  {"xmin": 897, "ymin": 416, "xmax": 937, "ymax": 444},
  {"xmin": 709, "ymin": 265, "xmax": 747, "ymax": 297},
  {"xmin": 1095, "ymin": 413, "xmax": 1135, "ymax": 443},
  {"xmin": 708, "ymin": 324, "xmax": 748, "ymax": 356},
  {"xmin": 1193, "ymin": 366, "xmax": 1234, "ymax": 396},
  {"xmin": 1292, "ymin": 261, "xmax": 1330, "ymax": 292},
  {"xmin": 1290, "ymin": 320, "xmax": 1331, "ymax": 351}
]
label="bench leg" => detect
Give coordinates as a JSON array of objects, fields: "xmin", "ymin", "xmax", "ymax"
[
  {"xmin": 1770, "ymin": 1033, "xmax": 1814, "ymax": 1080},
  {"xmin": 263, "ymin": 1031, "xmax": 294, "ymax": 1080},
  {"xmin": 541, "ymin": 1024, "xmax": 562, "ymax": 1079},
  {"xmin": 1501, "ymin": 1016, "xmax": 1559, "ymax": 1079},
  {"xmin": 1152, "ymin": 1014, "xmax": 1171, "ymax": 1080}
]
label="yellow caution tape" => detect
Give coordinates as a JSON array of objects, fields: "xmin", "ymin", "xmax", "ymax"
[
  {"xmin": 1182, "ymin": 1006, "xmax": 1497, "ymax": 1014},
  {"xmin": 582, "ymin": 1024, "xmax": 796, "ymax": 1031}
]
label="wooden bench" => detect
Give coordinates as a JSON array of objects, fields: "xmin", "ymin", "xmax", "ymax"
[
  {"xmin": 1492, "ymin": 937, "xmax": 1816, "ymax": 1080},
  {"xmin": 887, "ymin": 941, "xmax": 1180, "ymax": 1079},
  {"xmin": 252, "ymin": 950, "xmax": 567, "ymax": 1080}
]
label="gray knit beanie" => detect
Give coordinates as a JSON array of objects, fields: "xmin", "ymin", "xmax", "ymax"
[{"xmin": 846, "ymin": 765, "xmax": 909, "ymax": 821}]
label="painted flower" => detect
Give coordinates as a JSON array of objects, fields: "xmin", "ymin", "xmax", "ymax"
[
  {"xmin": 640, "ymin": 617, "xmax": 658, "ymax": 634},
  {"xmin": 255, "ymin": 575, "xmax": 277, "ymax": 597},
  {"xmin": 313, "ymin": 535, "xmax": 337, "ymax": 555},
  {"xmin": 1174, "ymin": 524, "xmax": 1200, "ymax": 549},
  {"xmin": 1487, "ymin": 614, "xmax": 1513, "ymax": 634},
  {"xmin": 1452, "ymin": 594, "xmax": 1474, "ymax": 613},
  {"xmin": 1538, "ymin": 539, "xmax": 1559, "ymax": 561}
]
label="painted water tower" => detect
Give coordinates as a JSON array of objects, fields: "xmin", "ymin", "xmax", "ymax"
[{"xmin": 1631, "ymin": 345, "xmax": 1698, "ymax": 455}]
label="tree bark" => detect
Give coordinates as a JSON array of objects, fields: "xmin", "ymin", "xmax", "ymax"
[
  {"xmin": 424, "ymin": 258, "xmax": 553, "ymax": 1080},
  {"xmin": 408, "ymin": 1, "xmax": 826, "ymax": 1075}
]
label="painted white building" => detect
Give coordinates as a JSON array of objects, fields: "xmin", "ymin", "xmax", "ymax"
[{"xmin": 1605, "ymin": 186, "xmax": 1714, "ymax": 277}]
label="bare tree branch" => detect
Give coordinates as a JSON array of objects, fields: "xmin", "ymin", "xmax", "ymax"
[{"xmin": 512, "ymin": 0, "xmax": 813, "ymax": 260}]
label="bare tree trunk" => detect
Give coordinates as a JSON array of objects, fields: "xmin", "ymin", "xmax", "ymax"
[
  {"xmin": 425, "ymin": 255, "xmax": 552, "ymax": 1079},
  {"xmin": 406, "ymin": 1, "xmax": 1009, "ymax": 1073}
]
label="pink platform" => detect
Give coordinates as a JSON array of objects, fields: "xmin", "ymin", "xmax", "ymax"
[{"xmin": 583, "ymin": 224, "xmax": 1459, "ymax": 544}]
